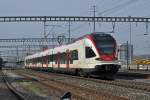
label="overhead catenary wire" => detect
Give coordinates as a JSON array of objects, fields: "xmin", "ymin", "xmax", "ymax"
[
  {"xmin": 46, "ymin": 0, "xmax": 141, "ymax": 41},
  {"xmin": 61, "ymin": 22, "xmax": 89, "ymax": 35},
  {"xmin": 98, "ymin": 0, "xmax": 140, "ymax": 16}
]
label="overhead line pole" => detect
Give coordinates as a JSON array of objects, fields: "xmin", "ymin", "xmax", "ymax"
[
  {"xmin": 44, "ymin": 18, "xmax": 46, "ymax": 38},
  {"xmin": 92, "ymin": 5, "xmax": 96, "ymax": 32},
  {"xmin": 68, "ymin": 21, "xmax": 71, "ymax": 42},
  {"xmin": 126, "ymin": 41, "xmax": 129, "ymax": 69},
  {"xmin": 129, "ymin": 16, "xmax": 132, "ymax": 44},
  {"xmin": 130, "ymin": 22, "xmax": 131, "ymax": 44}
]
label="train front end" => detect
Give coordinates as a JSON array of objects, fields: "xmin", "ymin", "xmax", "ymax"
[{"xmin": 88, "ymin": 33, "xmax": 121, "ymax": 79}]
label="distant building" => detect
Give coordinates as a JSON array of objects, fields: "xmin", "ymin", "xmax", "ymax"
[
  {"xmin": 119, "ymin": 43, "xmax": 133, "ymax": 64},
  {"xmin": 135, "ymin": 54, "xmax": 150, "ymax": 59}
]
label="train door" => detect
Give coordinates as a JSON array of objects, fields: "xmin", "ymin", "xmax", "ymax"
[
  {"xmin": 42, "ymin": 56, "xmax": 48, "ymax": 67},
  {"xmin": 46, "ymin": 56, "xmax": 48, "ymax": 67},
  {"xmin": 42, "ymin": 56, "xmax": 44, "ymax": 67},
  {"xmin": 66, "ymin": 50, "xmax": 70, "ymax": 68},
  {"xmin": 41, "ymin": 56, "xmax": 43, "ymax": 67},
  {"xmin": 57, "ymin": 52, "xmax": 60, "ymax": 68}
]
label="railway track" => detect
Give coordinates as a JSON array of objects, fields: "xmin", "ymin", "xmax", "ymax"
[
  {"xmin": 0, "ymin": 71, "xmax": 29, "ymax": 100},
  {"xmin": 15, "ymin": 69, "xmax": 129, "ymax": 100},
  {"xmin": 22, "ymin": 69, "xmax": 150, "ymax": 92},
  {"xmin": 57, "ymin": 72, "xmax": 150, "ymax": 92},
  {"xmin": 79, "ymin": 76, "xmax": 150, "ymax": 92},
  {"xmin": 11, "ymin": 69, "xmax": 150, "ymax": 100}
]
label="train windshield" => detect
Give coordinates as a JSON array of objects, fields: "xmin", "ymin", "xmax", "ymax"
[{"xmin": 92, "ymin": 34, "xmax": 115, "ymax": 55}]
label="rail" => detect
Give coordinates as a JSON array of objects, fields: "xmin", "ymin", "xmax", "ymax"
[
  {"xmin": 16, "ymin": 70, "xmax": 129, "ymax": 100},
  {"xmin": 1, "ymin": 71, "xmax": 29, "ymax": 100},
  {"xmin": 24, "ymin": 69, "xmax": 150, "ymax": 92}
]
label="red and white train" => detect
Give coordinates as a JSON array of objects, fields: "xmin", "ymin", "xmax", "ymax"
[{"xmin": 25, "ymin": 32, "xmax": 121, "ymax": 79}]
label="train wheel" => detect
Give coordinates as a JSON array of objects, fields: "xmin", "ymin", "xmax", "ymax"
[
  {"xmin": 104, "ymin": 74, "xmax": 116, "ymax": 80},
  {"xmin": 76, "ymin": 69, "xmax": 87, "ymax": 77},
  {"xmin": 84, "ymin": 73, "xmax": 90, "ymax": 78}
]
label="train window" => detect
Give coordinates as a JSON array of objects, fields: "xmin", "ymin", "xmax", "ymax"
[
  {"xmin": 92, "ymin": 34, "xmax": 115, "ymax": 55},
  {"xmin": 53, "ymin": 54, "xmax": 57, "ymax": 64},
  {"xmin": 39, "ymin": 57, "xmax": 42, "ymax": 63},
  {"xmin": 86, "ymin": 47, "xmax": 96, "ymax": 58},
  {"xmin": 51, "ymin": 54, "xmax": 58, "ymax": 64},
  {"xmin": 72, "ymin": 50, "xmax": 78, "ymax": 60},
  {"xmin": 57, "ymin": 53, "xmax": 65, "ymax": 64},
  {"xmin": 33, "ymin": 58, "xmax": 35, "ymax": 64},
  {"xmin": 37, "ymin": 57, "xmax": 39, "ymax": 63},
  {"xmin": 59, "ymin": 53, "xmax": 65, "ymax": 64},
  {"xmin": 34, "ymin": 58, "xmax": 38, "ymax": 64},
  {"xmin": 26, "ymin": 59, "xmax": 29, "ymax": 64},
  {"xmin": 43, "ymin": 56, "xmax": 48, "ymax": 63},
  {"xmin": 37, "ymin": 58, "xmax": 39, "ymax": 63},
  {"xmin": 48, "ymin": 55, "xmax": 50, "ymax": 62},
  {"xmin": 48, "ymin": 55, "xmax": 53, "ymax": 62},
  {"xmin": 41, "ymin": 57, "xmax": 44, "ymax": 63},
  {"xmin": 60, "ymin": 53, "xmax": 64, "ymax": 64}
]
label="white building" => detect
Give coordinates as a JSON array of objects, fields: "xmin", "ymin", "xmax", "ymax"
[{"xmin": 119, "ymin": 43, "xmax": 133, "ymax": 64}]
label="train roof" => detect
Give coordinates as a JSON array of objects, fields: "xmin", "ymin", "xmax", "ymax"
[
  {"xmin": 25, "ymin": 32, "xmax": 113, "ymax": 60},
  {"xmin": 67, "ymin": 32, "xmax": 112, "ymax": 44},
  {"xmin": 73, "ymin": 32, "xmax": 111, "ymax": 40}
]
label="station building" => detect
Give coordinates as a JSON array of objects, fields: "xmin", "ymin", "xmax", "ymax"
[{"xmin": 119, "ymin": 43, "xmax": 133, "ymax": 65}]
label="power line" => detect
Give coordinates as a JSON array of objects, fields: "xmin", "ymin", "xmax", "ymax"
[
  {"xmin": 61, "ymin": 22, "xmax": 89, "ymax": 36},
  {"xmin": 98, "ymin": 0, "xmax": 140, "ymax": 16},
  {"xmin": 68, "ymin": 21, "xmax": 71, "ymax": 42}
]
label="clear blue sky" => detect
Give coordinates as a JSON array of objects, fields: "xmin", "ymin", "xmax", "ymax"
[{"xmin": 0, "ymin": 0, "xmax": 150, "ymax": 55}]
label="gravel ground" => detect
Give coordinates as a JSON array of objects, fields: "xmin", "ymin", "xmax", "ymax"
[
  {"xmin": 0, "ymin": 72, "xmax": 20, "ymax": 100},
  {"xmin": 12, "ymin": 82, "xmax": 64, "ymax": 100},
  {"xmin": 7, "ymin": 69, "xmax": 150, "ymax": 100},
  {"xmin": 50, "ymin": 76, "xmax": 150, "ymax": 100},
  {"xmin": 3, "ymin": 70, "xmax": 66, "ymax": 100},
  {"xmin": 22, "ymin": 70, "xmax": 150, "ymax": 100}
]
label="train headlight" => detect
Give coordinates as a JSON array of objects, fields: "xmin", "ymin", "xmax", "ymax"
[{"xmin": 95, "ymin": 58, "xmax": 101, "ymax": 61}]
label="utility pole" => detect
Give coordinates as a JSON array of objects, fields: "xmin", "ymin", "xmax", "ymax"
[
  {"xmin": 126, "ymin": 41, "xmax": 129, "ymax": 69},
  {"xmin": 129, "ymin": 16, "xmax": 133, "ymax": 65},
  {"xmin": 92, "ymin": 5, "xmax": 96, "ymax": 33},
  {"xmin": 90, "ymin": 5, "xmax": 97, "ymax": 33},
  {"xmin": 42, "ymin": 17, "xmax": 47, "ymax": 50},
  {"xmin": 129, "ymin": 21, "xmax": 131, "ymax": 45},
  {"xmin": 128, "ymin": 16, "xmax": 132, "ymax": 45},
  {"xmin": 44, "ymin": 16, "xmax": 46, "ymax": 38},
  {"xmin": 68, "ymin": 21, "xmax": 71, "ymax": 43},
  {"xmin": 43, "ymin": 20, "xmax": 62, "ymax": 50},
  {"xmin": 44, "ymin": 21, "xmax": 46, "ymax": 38},
  {"xmin": 16, "ymin": 46, "xmax": 19, "ymax": 62}
]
